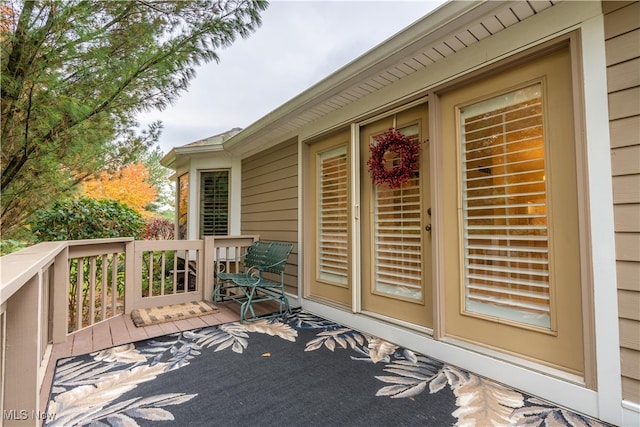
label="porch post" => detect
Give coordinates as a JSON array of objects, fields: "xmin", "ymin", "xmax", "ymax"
[
  {"xmin": 51, "ymin": 247, "xmax": 69, "ymax": 344},
  {"xmin": 203, "ymin": 236, "xmax": 215, "ymax": 302},
  {"xmin": 3, "ymin": 276, "xmax": 40, "ymax": 425},
  {"xmin": 123, "ymin": 240, "xmax": 136, "ymax": 314}
]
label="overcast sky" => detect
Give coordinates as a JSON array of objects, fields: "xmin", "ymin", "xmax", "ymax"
[{"xmin": 138, "ymin": 0, "xmax": 446, "ymax": 154}]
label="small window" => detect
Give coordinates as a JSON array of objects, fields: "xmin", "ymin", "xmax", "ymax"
[
  {"xmin": 460, "ymin": 83, "xmax": 550, "ymax": 329},
  {"xmin": 199, "ymin": 170, "xmax": 229, "ymax": 237},
  {"xmin": 177, "ymin": 173, "xmax": 189, "ymax": 240},
  {"xmin": 317, "ymin": 146, "xmax": 349, "ymax": 286}
]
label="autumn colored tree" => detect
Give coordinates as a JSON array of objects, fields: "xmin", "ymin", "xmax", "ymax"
[
  {"xmin": 83, "ymin": 163, "xmax": 157, "ymax": 217},
  {"xmin": 1, "ymin": 0, "xmax": 268, "ymax": 237}
]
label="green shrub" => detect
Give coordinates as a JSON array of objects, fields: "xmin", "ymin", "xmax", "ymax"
[{"xmin": 30, "ymin": 197, "xmax": 145, "ymax": 241}]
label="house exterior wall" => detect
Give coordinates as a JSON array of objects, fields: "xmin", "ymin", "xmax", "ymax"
[
  {"xmin": 240, "ymin": 138, "xmax": 299, "ymax": 295},
  {"xmin": 604, "ymin": 0, "xmax": 640, "ymax": 406},
  {"xmin": 165, "ymin": 1, "xmax": 640, "ymax": 422}
]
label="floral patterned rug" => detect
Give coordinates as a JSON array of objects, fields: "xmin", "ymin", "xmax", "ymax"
[{"xmin": 45, "ymin": 310, "xmax": 607, "ymax": 426}]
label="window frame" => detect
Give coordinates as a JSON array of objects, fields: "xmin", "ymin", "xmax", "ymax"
[{"xmin": 198, "ymin": 169, "xmax": 231, "ymax": 238}]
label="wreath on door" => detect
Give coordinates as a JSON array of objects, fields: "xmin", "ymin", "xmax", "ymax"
[{"xmin": 367, "ymin": 128, "xmax": 421, "ymax": 189}]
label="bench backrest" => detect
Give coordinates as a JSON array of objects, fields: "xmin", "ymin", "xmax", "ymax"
[{"xmin": 244, "ymin": 241, "xmax": 294, "ymax": 275}]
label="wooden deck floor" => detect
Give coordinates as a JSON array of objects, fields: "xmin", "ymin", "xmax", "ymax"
[{"xmin": 40, "ymin": 301, "xmax": 275, "ymax": 414}]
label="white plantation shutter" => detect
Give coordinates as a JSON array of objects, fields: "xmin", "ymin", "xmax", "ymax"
[
  {"xmin": 460, "ymin": 84, "xmax": 551, "ymax": 328},
  {"xmin": 318, "ymin": 147, "xmax": 349, "ymax": 285},
  {"xmin": 374, "ymin": 125, "xmax": 422, "ymax": 300},
  {"xmin": 200, "ymin": 170, "xmax": 229, "ymax": 237}
]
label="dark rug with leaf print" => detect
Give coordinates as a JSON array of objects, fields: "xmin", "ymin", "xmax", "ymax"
[{"xmin": 46, "ymin": 310, "xmax": 607, "ymax": 427}]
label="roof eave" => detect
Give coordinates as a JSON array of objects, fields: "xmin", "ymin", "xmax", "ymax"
[{"xmin": 222, "ymin": 0, "xmax": 499, "ymax": 156}]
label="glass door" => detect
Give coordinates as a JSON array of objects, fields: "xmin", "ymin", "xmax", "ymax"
[
  {"xmin": 438, "ymin": 46, "xmax": 585, "ymax": 376},
  {"xmin": 307, "ymin": 130, "xmax": 352, "ymax": 306},
  {"xmin": 360, "ymin": 104, "xmax": 432, "ymax": 328}
]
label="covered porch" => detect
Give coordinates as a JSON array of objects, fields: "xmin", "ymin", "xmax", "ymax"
[{"xmin": 2, "ymin": 235, "xmax": 611, "ymax": 426}]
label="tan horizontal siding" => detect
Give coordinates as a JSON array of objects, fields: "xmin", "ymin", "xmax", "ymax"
[
  {"xmin": 618, "ymin": 289, "xmax": 640, "ymax": 321},
  {"xmin": 609, "ymin": 116, "xmax": 640, "ymax": 149},
  {"xmin": 617, "ymin": 261, "xmax": 640, "ymax": 292},
  {"xmin": 615, "ymin": 233, "xmax": 640, "ymax": 262},
  {"xmin": 606, "ymin": 29, "xmax": 640, "ymax": 66},
  {"xmin": 620, "ymin": 318, "xmax": 640, "ymax": 350},
  {"xmin": 623, "ymin": 377, "xmax": 640, "ymax": 404},
  {"xmin": 603, "ymin": 1, "xmax": 639, "ymax": 38},
  {"xmin": 611, "ymin": 145, "xmax": 640, "ymax": 176},
  {"xmin": 612, "ymin": 175, "xmax": 640, "ymax": 203},
  {"xmin": 242, "ymin": 175, "xmax": 298, "ymax": 198},
  {"xmin": 605, "ymin": 0, "xmax": 640, "ymax": 404},
  {"xmin": 607, "ymin": 58, "xmax": 640, "ymax": 92},
  {"xmin": 621, "ymin": 348, "xmax": 640, "ymax": 380},
  {"xmin": 608, "ymin": 87, "xmax": 640, "ymax": 120},
  {"xmin": 241, "ymin": 138, "xmax": 299, "ymax": 295},
  {"xmin": 242, "ymin": 198, "xmax": 298, "ymax": 214},
  {"xmin": 614, "ymin": 204, "xmax": 640, "ymax": 232}
]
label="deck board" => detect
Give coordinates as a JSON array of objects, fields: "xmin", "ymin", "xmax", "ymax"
[
  {"xmin": 143, "ymin": 322, "xmax": 167, "ymax": 339},
  {"xmin": 71, "ymin": 325, "xmax": 93, "ymax": 356},
  {"xmin": 157, "ymin": 321, "xmax": 180, "ymax": 335},
  {"xmin": 109, "ymin": 315, "xmax": 131, "ymax": 346},
  {"xmin": 122, "ymin": 314, "xmax": 149, "ymax": 342},
  {"xmin": 91, "ymin": 319, "xmax": 113, "ymax": 351}
]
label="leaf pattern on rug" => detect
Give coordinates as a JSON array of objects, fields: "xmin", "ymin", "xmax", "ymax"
[
  {"xmin": 374, "ymin": 355, "xmax": 526, "ymax": 426},
  {"xmin": 287, "ymin": 310, "xmax": 336, "ymax": 329},
  {"xmin": 93, "ymin": 344, "xmax": 148, "ymax": 364},
  {"xmin": 375, "ymin": 354, "xmax": 444, "ymax": 398},
  {"xmin": 244, "ymin": 318, "xmax": 298, "ymax": 341},
  {"xmin": 512, "ymin": 397, "xmax": 606, "ymax": 427},
  {"xmin": 145, "ymin": 333, "xmax": 202, "ymax": 370},
  {"xmin": 305, "ymin": 327, "xmax": 366, "ymax": 352},
  {"xmin": 47, "ymin": 362, "xmax": 197, "ymax": 426},
  {"xmin": 366, "ymin": 337, "xmax": 399, "ymax": 363},
  {"xmin": 448, "ymin": 372, "xmax": 524, "ymax": 426},
  {"xmin": 192, "ymin": 322, "xmax": 250, "ymax": 353}
]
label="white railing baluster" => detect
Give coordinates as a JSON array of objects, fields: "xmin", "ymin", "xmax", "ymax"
[
  {"xmin": 173, "ymin": 253, "xmax": 178, "ymax": 294},
  {"xmin": 148, "ymin": 251, "xmax": 154, "ymax": 297},
  {"xmin": 89, "ymin": 256, "xmax": 96, "ymax": 325},
  {"xmin": 101, "ymin": 254, "xmax": 108, "ymax": 321},
  {"xmin": 111, "ymin": 252, "xmax": 118, "ymax": 318},
  {"xmin": 160, "ymin": 251, "xmax": 166, "ymax": 296},
  {"xmin": 76, "ymin": 258, "xmax": 84, "ymax": 330}
]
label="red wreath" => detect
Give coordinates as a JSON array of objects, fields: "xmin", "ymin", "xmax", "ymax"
[{"xmin": 367, "ymin": 128, "xmax": 421, "ymax": 189}]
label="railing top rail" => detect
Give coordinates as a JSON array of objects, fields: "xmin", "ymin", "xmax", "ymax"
[
  {"xmin": 1, "ymin": 238, "xmax": 135, "ymax": 306},
  {"xmin": 1, "ymin": 241, "xmax": 67, "ymax": 305},
  {"xmin": 66, "ymin": 237, "xmax": 135, "ymax": 247}
]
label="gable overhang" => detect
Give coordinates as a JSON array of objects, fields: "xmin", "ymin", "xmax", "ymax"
[{"xmin": 222, "ymin": 0, "xmax": 564, "ymax": 157}]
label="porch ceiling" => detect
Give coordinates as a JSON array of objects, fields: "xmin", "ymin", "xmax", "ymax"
[{"xmin": 223, "ymin": 0, "xmax": 558, "ymax": 156}]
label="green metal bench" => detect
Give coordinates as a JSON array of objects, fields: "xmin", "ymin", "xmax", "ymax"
[{"xmin": 213, "ymin": 241, "xmax": 294, "ymax": 322}]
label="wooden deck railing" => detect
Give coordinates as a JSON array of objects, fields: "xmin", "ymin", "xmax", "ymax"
[{"xmin": 0, "ymin": 235, "xmax": 257, "ymax": 426}]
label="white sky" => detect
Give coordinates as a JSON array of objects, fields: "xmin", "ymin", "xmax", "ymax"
[{"xmin": 138, "ymin": 0, "xmax": 446, "ymax": 154}]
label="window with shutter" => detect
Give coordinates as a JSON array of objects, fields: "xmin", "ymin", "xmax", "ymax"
[
  {"xmin": 460, "ymin": 84, "xmax": 550, "ymax": 328},
  {"xmin": 199, "ymin": 170, "xmax": 229, "ymax": 237},
  {"xmin": 318, "ymin": 147, "xmax": 349, "ymax": 286},
  {"xmin": 177, "ymin": 173, "xmax": 189, "ymax": 240},
  {"xmin": 373, "ymin": 124, "xmax": 422, "ymax": 301}
]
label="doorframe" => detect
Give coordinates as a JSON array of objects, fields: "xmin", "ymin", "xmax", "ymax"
[
  {"xmin": 297, "ymin": 14, "xmax": 621, "ymax": 424},
  {"xmin": 350, "ymin": 98, "xmax": 432, "ymax": 333}
]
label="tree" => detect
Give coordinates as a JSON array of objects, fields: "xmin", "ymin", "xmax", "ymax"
[
  {"xmin": 1, "ymin": 0, "xmax": 268, "ymax": 236},
  {"xmin": 138, "ymin": 145, "xmax": 175, "ymax": 217},
  {"xmin": 83, "ymin": 163, "xmax": 158, "ymax": 217}
]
